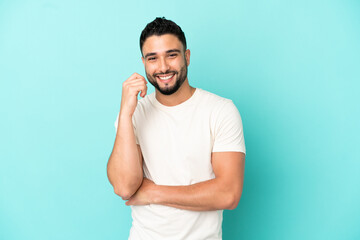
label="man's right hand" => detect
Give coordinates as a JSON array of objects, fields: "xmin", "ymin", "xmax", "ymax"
[{"xmin": 120, "ymin": 73, "xmax": 148, "ymax": 117}]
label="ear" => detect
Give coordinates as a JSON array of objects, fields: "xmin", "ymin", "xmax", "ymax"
[
  {"xmin": 142, "ymin": 57, "xmax": 145, "ymax": 66},
  {"xmin": 185, "ymin": 49, "xmax": 190, "ymax": 66}
]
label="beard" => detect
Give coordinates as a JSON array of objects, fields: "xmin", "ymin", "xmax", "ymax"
[{"xmin": 146, "ymin": 61, "xmax": 188, "ymax": 95}]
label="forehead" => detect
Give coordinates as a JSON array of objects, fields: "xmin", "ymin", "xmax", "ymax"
[{"xmin": 142, "ymin": 34, "xmax": 184, "ymax": 56}]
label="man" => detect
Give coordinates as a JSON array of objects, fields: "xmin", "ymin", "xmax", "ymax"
[{"xmin": 107, "ymin": 17, "xmax": 246, "ymax": 240}]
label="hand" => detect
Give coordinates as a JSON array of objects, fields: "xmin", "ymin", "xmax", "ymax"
[
  {"xmin": 125, "ymin": 178, "xmax": 156, "ymax": 206},
  {"xmin": 120, "ymin": 73, "xmax": 147, "ymax": 117}
]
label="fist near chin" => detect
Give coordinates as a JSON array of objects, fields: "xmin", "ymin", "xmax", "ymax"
[{"xmin": 120, "ymin": 73, "xmax": 148, "ymax": 117}]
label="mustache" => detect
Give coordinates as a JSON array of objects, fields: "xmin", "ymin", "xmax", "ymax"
[{"xmin": 153, "ymin": 70, "xmax": 177, "ymax": 77}]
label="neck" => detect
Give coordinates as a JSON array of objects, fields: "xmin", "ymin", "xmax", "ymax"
[{"xmin": 155, "ymin": 79, "xmax": 196, "ymax": 107}]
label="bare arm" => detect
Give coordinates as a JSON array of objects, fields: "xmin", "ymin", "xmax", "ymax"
[
  {"xmin": 107, "ymin": 73, "xmax": 147, "ymax": 200},
  {"xmin": 126, "ymin": 152, "xmax": 245, "ymax": 210}
]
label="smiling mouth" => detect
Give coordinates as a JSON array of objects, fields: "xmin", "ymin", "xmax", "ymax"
[{"xmin": 156, "ymin": 74, "xmax": 175, "ymax": 83}]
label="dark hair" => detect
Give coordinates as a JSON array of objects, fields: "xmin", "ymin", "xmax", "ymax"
[{"xmin": 140, "ymin": 17, "xmax": 187, "ymax": 55}]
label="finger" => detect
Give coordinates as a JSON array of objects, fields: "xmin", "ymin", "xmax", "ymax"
[
  {"xmin": 124, "ymin": 78, "xmax": 147, "ymax": 89},
  {"xmin": 127, "ymin": 82, "xmax": 147, "ymax": 92},
  {"xmin": 127, "ymin": 82, "xmax": 147, "ymax": 97},
  {"xmin": 123, "ymin": 81, "xmax": 146, "ymax": 95},
  {"xmin": 140, "ymin": 84, "xmax": 148, "ymax": 98},
  {"xmin": 127, "ymin": 78, "xmax": 147, "ymax": 86},
  {"xmin": 133, "ymin": 77, "xmax": 147, "ymax": 85},
  {"xmin": 128, "ymin": 73, "xmax": 146, "ymax": 82}
]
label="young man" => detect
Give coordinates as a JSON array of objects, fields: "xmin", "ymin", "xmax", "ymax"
[{"xmin": 107, "ymin": 17, "xmax": 246, "ymax": 240}]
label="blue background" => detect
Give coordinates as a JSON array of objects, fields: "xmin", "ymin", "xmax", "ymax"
[{"xmin": 1, "ymin": 0, "xmax": 359, "ymax": 239}]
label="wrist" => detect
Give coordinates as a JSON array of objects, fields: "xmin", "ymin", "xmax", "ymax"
[
  {"xmin": 115, "ymin": 113, "xmax": 135, "ymax": 137},
  {"xmin": 150, "ymin": 184, "xmax": 163, "ymax": 205},
  {"xmin": 119, "ymin": 110, "xmax": 133, "ymax": 120}
]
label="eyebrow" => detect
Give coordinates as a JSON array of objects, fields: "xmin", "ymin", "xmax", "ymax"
[{"xmin": 144, "ymin": 49, "xmax": 181, "ymax": 59}]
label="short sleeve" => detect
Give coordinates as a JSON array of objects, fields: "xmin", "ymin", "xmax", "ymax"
[
  {"xmin": 114, "ymin": 113, "xmax": 139, "ymax": 144},
  {"xmin": 212, "ymin": 100, "xmax": 246, "ymax": 154},
  {"xmin": 114, "ymin": 113, "xmax": 119, "ymax": 132}
]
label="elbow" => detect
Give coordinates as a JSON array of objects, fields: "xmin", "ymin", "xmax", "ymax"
[
  {"xmin": 226, "ymin": 198, "xmax": 240, "ymax": 210},
  {"xmin": 114, "ymin": 187, "xmax": 134, "ymax": 200},
  {"xmin": 107, "ymin": 168, "xmax": 142, "ymax": 200},
  {"xmin": 112, "ymin": 178, "xmax": 142, "ymax": 200},
  {"xmin": 224, "ymin": 192, "xmax": 242, "ymax": 210}
]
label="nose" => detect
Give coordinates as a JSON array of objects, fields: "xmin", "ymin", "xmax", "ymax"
[{"xmin": 158, "ymin": 57, "xmax": 170, "ymax": 73}]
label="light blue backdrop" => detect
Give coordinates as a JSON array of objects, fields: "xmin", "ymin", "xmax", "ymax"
[{"xmin": 1, "ymin": 0, "xmax": 359, "ymax": 239}]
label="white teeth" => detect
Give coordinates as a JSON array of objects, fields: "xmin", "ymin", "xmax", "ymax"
[{"xmin": 158, "ymin": 75, "xmax": 173, "ymax": 80}]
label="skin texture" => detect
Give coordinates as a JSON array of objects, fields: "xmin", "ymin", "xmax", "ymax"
[
  {"xmin": 107, "ymin": 73, "xmax": 147, "ymax": 199},
  {"xmin": 113, "ymin": 34, "xmax": 246, "ymax": 211}
]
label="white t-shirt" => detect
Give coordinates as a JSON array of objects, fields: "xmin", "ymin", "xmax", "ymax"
[{"xmin": 115, "ymin": 88, "xmax": 246, "ymax": 240}]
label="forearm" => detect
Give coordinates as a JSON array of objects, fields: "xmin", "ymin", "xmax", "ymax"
[
  {"xmin": 125, "ymin": 153, "xmax": 245, "ymax": 210},
  {"xmin": 152, "ymin": 177, "xmax": 241, "ymax": 211},
  {"xmin": 107, "ymin": 115, "xmax": 143, "ymax": 199}
]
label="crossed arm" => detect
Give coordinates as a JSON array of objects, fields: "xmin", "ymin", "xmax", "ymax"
[
  {"xmin": 107, "ymin": 111, "xmax": 245, "ymax": 211},
  {"xmin": 125, "ymin": 150, "xmax": 245, "ymax": 211}
]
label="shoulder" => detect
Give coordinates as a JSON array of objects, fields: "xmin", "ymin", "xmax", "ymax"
[
  {"xmin": 196, "ymin": 88, "xmax": 228, "ymax": 101},
  {"xmin": 196, "ymin": 88, "xmax": 236, "ymax": 112},
  {"xmin": 196, "ymin": 89, "xmax": 242, "ymax": 126}
]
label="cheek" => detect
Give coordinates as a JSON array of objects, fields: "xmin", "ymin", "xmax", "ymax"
[
  {"xmin": 171, "ymin": 59, "xmax": 185, "ymax": 69},
  {"xmin": 145, "ymin": 64, "xmax": 155, "ymax": 74}
]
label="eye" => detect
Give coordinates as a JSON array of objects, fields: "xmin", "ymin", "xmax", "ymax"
[{"xmin": 147, "ymin": 57, "xmax": 156, "ymax": 61}]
